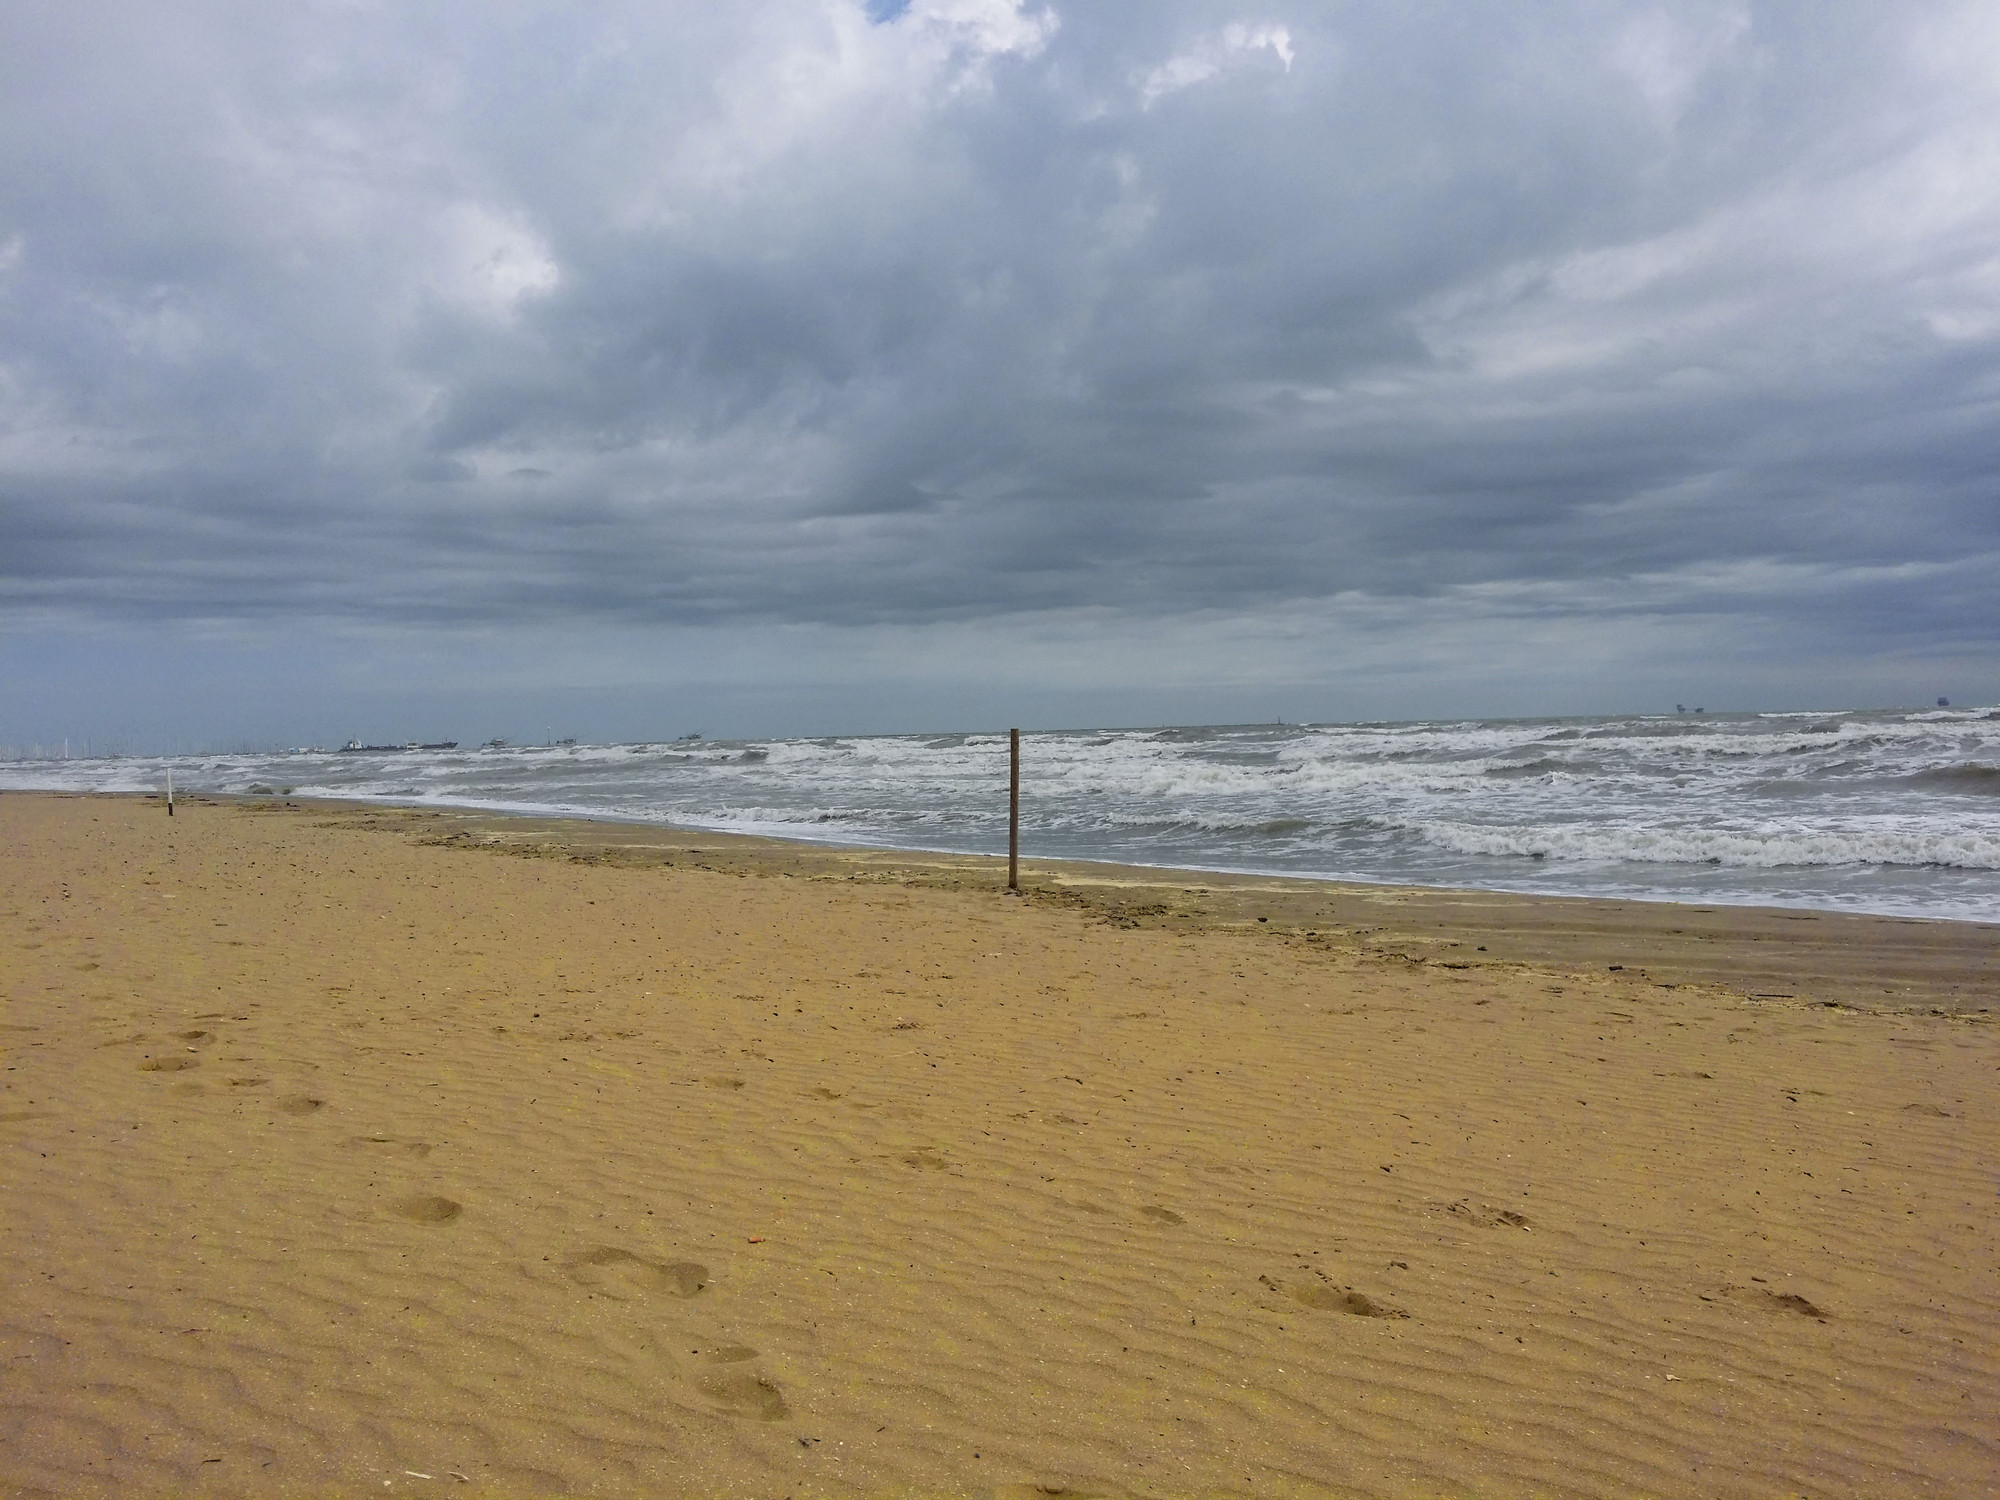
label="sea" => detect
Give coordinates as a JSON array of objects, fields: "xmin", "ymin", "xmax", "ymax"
[{"xmin": 6, "ymin": 706, "xmax": 1999, "ymax": 924}]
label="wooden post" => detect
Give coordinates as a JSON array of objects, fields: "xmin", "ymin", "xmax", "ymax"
[{"xmin": 1008, "ymin": 728, "xmax": 1020, "ymax": 892}]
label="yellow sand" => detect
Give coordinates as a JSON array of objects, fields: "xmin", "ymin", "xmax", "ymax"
[{"xmin": 2, "ymin": 792, "xmax": 1996, "ymax": 1498}]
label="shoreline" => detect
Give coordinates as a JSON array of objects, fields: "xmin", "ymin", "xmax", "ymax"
[
  {"xmin": 61, "ymin": 788, "xmax": 2000, "ymax": 1013},
  {"xmin": 8, "ymin": 719, "xmax": 1998, "ymax": 927},
  {"xmin": 193, "ymin": 788, "xmax": 2000, "ymax": 928}
]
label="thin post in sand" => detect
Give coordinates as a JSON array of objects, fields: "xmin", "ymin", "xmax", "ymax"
[
  {"xmin": 166, "ymin": 768, "xmax": 173, "ymax": 817},
  {"xmin": 1008, "ymin": 728, "xmax": 1020, "ymax": 892}
]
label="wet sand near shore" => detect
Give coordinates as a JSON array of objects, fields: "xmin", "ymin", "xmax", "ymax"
[
  {"xmin": 385, "ymin": 799, "xmax": 2000, "ymax": 1015},
  {"xmin": 3, "ymin": 791, "xmax": 1997, "ymax": 1498}
]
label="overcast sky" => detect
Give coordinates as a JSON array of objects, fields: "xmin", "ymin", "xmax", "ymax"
[{"xmin": 4, "ymin": 0, "xmax": 1998, "ymax": 748}]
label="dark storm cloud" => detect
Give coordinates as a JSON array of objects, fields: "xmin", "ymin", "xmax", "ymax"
[{"xmin": 4, "ymin": 0, "xmax": 1999, "ymax": 664}]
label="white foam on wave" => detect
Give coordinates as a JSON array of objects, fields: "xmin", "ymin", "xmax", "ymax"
[
  {"xmin": 1415, "ymin": 818, "xmax": 2000, "ymax": 870},
  {"xmin": 1908, "ymin": 706, "xmax": 2000, "ymax": 722},
  {"xmin": 691, "ymin": 802, "xmax": 973, "ymax": 829},
  {"xmin": 0, "ymin": 762, "xmax": 168, "ymax": 795}
]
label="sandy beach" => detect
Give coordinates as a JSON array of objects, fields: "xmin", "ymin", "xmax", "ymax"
[{"xmin": 2, "ymin": 790, "xmax": 1996, "ymax": 1498}]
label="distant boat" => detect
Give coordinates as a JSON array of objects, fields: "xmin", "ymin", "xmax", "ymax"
[
  {"xmin": 339, "ymin": 739, "xmax": 458, "ymax": 753},
  {"xmin": 484, "ymin": 738, "xmax": 509, "ymax": 749},
  {"xmin": 554, "ymin": 737, "xmax": 578, "ymax": 747}
]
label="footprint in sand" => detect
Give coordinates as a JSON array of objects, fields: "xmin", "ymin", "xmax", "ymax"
[
  {"xmin": 809, "ymin": 1086, "xmax": 843, "ymax": 1099},
  {"xmin": 702, "ymin": 1075, "xmax": 746, "ymax": 1090},
  {"xmin": 1445, "ymin": 1200, "xmax": 1531, "ymax": 1229},
  {"xmin": 176, "ymin": 1029, "xmax": 213, "ymax": 1045},
  {"xmin": 1294, "ymin": 1283, "xmax": 1409, "ymax": 1319},
  {"xmin": 567, "ymin": 1246, "xmax": 709, "ymax": 1299},
  {"xmin": 138, "ymin": 1056, "xmax": 199, "ymax": 1072},
  {"xmin": 994, "ymin": 1483, "xmax": 1109, "ymax": 1499},
  {"xmin": 227, "ymin": 1077, "xmax": 269, "ymax": 1088},
  {"xmin": 1724, "ymin": 1284, "xmax": 1828, "ymax": 1320},
  {"xmin": 275, "ymin": 1094, "xmax": 325, "ymax": 1114},
  {"xmin": 1139, "ymin": 1205, "xmax": 1184, "ymax": 1225},
  {"xmin": 391, "ymin": 1194, "xmax": 462, "ymax": 1224},
  {"xmin": 694, "ymin": 1368, "xmax": 788, "ymax": 1420},
  {"xmin": 349, "ymin": 1134, "xmax": 433, "ymax": 1157}
]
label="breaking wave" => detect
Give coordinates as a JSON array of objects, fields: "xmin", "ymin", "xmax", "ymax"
[
  {"xmin": 1415, "ymin": 821, "xmax": 2000, "ymax": 871},
  {"xmin": 1904, "ymin": 762, "xmax": 2000, "ymax": 794}
]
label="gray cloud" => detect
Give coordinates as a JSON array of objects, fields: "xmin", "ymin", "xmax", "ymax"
[{"xmin": 3, "ymin": 0, "xmax": 1999, "ymax": 737}]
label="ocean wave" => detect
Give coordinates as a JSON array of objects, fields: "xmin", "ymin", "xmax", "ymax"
[
  {"xmin": 690, "ymin": 803, "xmax": 976, "ymax": 829},
  {"xmin": 1483, "ymin": 757, "xmax": 1578, "ymax": 779},
  {"xmin": 1578, "ymin": 721, "xmax": 1715, "ymax": 740},
  {"xmin": 1037, "ymin": 808, "xmax": 1337, "ymax": 839},
  {"xmin": 1904, "ymin": 763, "xmax": 2000, "ymax": 793},
  {"xmin": 1096, "ymin": 756, "xmax": 1515, "ymax": 800},
  {"xmin": 1413, "ymin": 820, "xmax": 2000, "ymax": 870}
]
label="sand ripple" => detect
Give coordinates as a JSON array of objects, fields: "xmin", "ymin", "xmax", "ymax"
[{"xmin": 1, "ymin": 794, "xmax": 1995, "ymax": 1497}]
